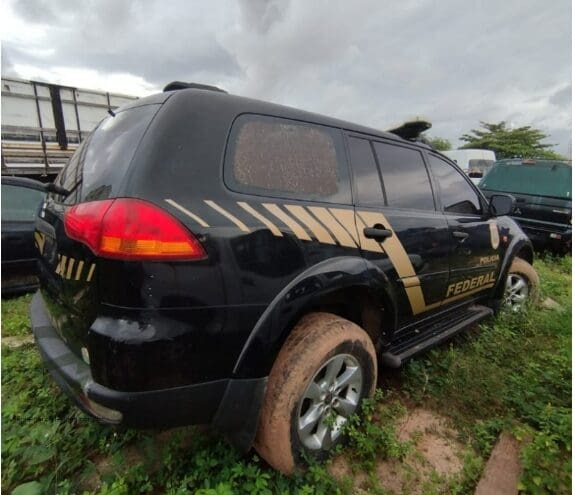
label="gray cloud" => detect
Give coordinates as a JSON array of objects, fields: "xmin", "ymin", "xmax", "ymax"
[
  {"xmin": 3, "ymin": 0, "xmax": 572, "ymax": 155},
  {"xmin": 550, "ymin": 85, "xmax": 572, "ymax": 108},
  {"xmin": 237, "ymin": 0, "xmax": 288, "ymax": 34}
]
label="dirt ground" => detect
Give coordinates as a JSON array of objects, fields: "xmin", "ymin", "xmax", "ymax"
[{"xmin": 329, "ymin": 408, "xmax": 467, "ymax": 494}]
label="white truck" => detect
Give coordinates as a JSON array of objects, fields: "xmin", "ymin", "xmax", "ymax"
[
  {"xmin": 441, "ymin": 149, "xmax": 496, "ymax": 184},
  {"xmin": 1, "ymin": 77, "xmax": 138, "ymax": 177}
]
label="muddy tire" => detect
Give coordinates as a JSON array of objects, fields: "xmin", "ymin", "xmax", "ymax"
[
  {"xmin": 254, "ymin": 312, "xmax": 377, "ymax": 474},
  {"xmin": 504, "ymin": 258, "xmax": 540, "ymax": 310}
]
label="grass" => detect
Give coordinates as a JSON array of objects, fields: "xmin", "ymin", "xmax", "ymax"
[
  {"xmin": 2, "ymin": 293, "xmax": 33, "ymax": 337},
  {"xmin": 1, "ymin": 255, "xmax": 571, "ymax": 494}
]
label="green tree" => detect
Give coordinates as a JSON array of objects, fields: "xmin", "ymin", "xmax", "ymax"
[
  {"xmin": 427, "ymin": 136, "xmax": 452, "ymax": 151},
  {"xmin": 459, "ymin": 121, "xmax": 565, "ymax": 160}
]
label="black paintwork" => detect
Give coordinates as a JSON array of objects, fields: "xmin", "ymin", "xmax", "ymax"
[
  {"xmin": 1, "ymin": 177, "xmax": 46, "ymax": 296},
  {"xmin": 32, "ymin": 88, "xmax": 533, "ymax": 447}
]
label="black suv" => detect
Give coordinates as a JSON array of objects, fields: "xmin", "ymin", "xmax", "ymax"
[
  {"xmin": 479, "ymin": 159, "xmax": 572, "ymax": 254},
  {"xmin": 31, "ymin": 85, "xmax": 537, "ymax": 474}
]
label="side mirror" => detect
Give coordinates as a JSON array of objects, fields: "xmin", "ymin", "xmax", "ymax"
[{"xmin": 489, "ymin": 194, "xmax": 515, "ymax": 217}]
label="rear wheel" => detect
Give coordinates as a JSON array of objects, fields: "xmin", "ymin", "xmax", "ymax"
[
  {"xmin": 254, "ymin": 312, "xmax": 377, "ymax": 474},
  {"xmin": 504, "ymin": 258, "xmax": 539, "ymax": 311}
]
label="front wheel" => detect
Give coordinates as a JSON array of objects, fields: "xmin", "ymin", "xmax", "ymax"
[
  {"xmin": 254, "ymin": 312, "xmax": 377, "ymax": 474},
  {"xmin": 504, "ymin": 258, "xmax": 539, "ymax": 311}
]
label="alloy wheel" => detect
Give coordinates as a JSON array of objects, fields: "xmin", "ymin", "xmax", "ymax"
[
  {"xmin": 504, "ymin": 272, "xmax": 530, "ymax": 311},
  {"xmin": 297, "ymin": 354, "xmax": 363, "ymax": 450}
]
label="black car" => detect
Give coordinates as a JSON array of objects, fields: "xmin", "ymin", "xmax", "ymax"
[
  {"xmin": 479, "ymin": 159, "xmax": 572, "ymax": 254},
  {"xmin": 30, "ymin": 84, "xmax": 537, "ymax": 474},
  {"xmin": 1, "ymin": 176, "xmax": 46, "ymax": 296}
]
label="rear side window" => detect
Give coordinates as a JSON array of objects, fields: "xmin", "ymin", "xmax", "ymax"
[
  {"xmin": 427, "ymin": 154, "xmax": 482, "ymax": 215},
  {"xmin": 57, "ymin": 104, "xmax": 161, "ymax": 204},
  {"xmin": 373, "ymin": 142, "xmax": 435, "ymax": 210},
  {"xmin": 1, "ymin": 184, "xmax": 45, "ymax": 221},
  {"xmin": 225, "ymin": 114, "xmax": 351, "ymax": 203},
  {"xmin": 348, "ymin": 136, "xmax": 384, "ymax": 206}
]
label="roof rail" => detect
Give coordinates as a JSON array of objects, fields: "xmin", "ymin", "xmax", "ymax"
[
  {"xmin": 388, "ymin": 120, "xmax": 431, "ymax": 141},
  {"xmin": 163, "ymin": 81, "xmax": 227, "ymax": 93}
]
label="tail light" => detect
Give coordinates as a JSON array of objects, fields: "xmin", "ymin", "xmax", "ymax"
[{"xmin": 64, "ymin": 198, "xmax": 206, "ymax": 261}]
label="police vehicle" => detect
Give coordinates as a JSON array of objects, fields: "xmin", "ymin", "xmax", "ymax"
[{"xmin": 31, "ymin": 82, "xmax": 538, "ymax": 474}]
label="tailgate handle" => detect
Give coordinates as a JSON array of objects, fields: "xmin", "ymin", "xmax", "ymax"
[{"xmin": 363, "ymin": 226, "xmax": 393, "ymax": 241}]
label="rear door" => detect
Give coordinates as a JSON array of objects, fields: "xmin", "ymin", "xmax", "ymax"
[
  {"xmin": 426, "ymin": 153, "xmax": 500, "ymax": 302},
  {"xmin": 347, "ymin": 135, "xmax": 450, "ymax": 325}
]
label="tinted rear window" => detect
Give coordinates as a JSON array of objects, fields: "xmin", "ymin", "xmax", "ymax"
[
  {"xmin": 348, "ymin": 136, "xmax": 384, "ymax": 206},
  {"xmin": 2, "ymin": 184, "xmax": 45, "ymax": 221},
  {"xmin": 57, "ymin": 104, "xmax": 160, "ymax": 204},
  {"xmin": 480, "ymin": 161, "xmax": 572, "ymax": 199},
  {"xmin": 225, "ymin": 114, "xmax": 351, "ymax": 203}
]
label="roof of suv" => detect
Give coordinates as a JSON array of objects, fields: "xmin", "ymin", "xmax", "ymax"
[{"xmin": 135, "ymin": 87, "xmax": 422, "ymax": 149}]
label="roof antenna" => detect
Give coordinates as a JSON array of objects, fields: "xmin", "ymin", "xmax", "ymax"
[{"xmin": 108, "ymin": 108, "xmax": 116, "ymax": 117}]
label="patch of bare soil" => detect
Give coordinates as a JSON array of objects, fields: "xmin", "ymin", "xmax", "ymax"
[{"xmin": 329, "ymin": 408, "xmax": 466, "ymax": 494}]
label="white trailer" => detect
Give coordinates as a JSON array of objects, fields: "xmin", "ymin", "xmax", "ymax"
[
  {"xmin": 441, "ymin": 149, "xmax": 496, "ymax": 184},
  {"xmin": 1, "ymin": 77, "xmax": 138, "ymax": 177}
]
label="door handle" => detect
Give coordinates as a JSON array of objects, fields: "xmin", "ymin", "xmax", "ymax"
[
  {"xmin": 452, "ymin": 231, "xmax": 469, "ymax": 241},
  {"xmin": 363, "ymin": 226, "xmax": 393, "ymax": 241}
]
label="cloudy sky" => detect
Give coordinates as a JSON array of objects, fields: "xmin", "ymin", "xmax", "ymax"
[{"xmin": 1, "ymin": 0, "xmax": 572, "ymax": 155}]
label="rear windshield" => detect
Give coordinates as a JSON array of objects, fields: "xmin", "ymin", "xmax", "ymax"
[
  {"xmin": 468, "ymin": 159, "xmax": 494, "ymax": 178},
  {"xmin": 480, "ymin": 162, "xmax": 572, "ymax": 199},
  {"xmin": 56, "ymin": 104, "xmax": 160, "ymax": 204}
]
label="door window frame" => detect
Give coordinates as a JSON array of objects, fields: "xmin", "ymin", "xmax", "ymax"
[
  {"xmin": 345, "ymin": 132, "xmax": 441, "ymax": 213},
  {"xmin": 424, "ymin": 151, "xmax": 488, "ymax": 217}
]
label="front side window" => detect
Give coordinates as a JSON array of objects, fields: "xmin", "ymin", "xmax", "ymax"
[
  {"xmin": 1, "ymin": 184, "xmax": 45, "ymax": 222},
  {"xmin": 427, "ymin": 154, "xmax": 482, "ymax": 215},
  {"xmin": 225, "ymin": 114, "xmax": 350, "ymax": 203},
  {"xmin": 373, "ymin": 142, "xmax": 435, "ymax": 211}
]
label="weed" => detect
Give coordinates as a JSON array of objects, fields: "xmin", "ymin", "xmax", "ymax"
[
  {"xmin": 1, "ymin": 293, "xmax": 33, "ymax": 337},
  {"xmin": 2, "ymin": 255, "xmax": 571, "ymax": 494}
]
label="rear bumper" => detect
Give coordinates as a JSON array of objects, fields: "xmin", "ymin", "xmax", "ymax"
[{"xmin": 30, "ymin": 291, "xmax": 266, "ymax": 450}]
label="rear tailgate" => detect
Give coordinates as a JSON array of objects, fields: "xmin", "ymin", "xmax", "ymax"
[{"xmin": 35, "ymin": 102, "xmax": 164, "ymax": 359}]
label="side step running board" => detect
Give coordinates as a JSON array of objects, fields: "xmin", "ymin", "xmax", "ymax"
[{"xmin": 381, "ymin": 305, "xmax": 493, "ymax": 368}]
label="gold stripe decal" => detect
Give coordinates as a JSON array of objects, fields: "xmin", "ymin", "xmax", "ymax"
[
  {"xmin": 401, "ymin": 276, "xmax": 421, "ymax": 289},
  {"xmin": 66, "ymin": 258, "xmax": 75, "ymax": 280},
  {"xmin": 86, "ymin": 263, "xmax": 96, "ymax": 283},
  {"xmin": 238, "ymin": 202, "xmax": 283, "ymax": 237},
  {"xmin": 34, "ymin": 232, "xmax": 46, "ymax": 255},
  {"xmin": 354, "ymin": 215, "xmax": 384, "ymax": 253},
  {"xmin": 75, "ymin": 260, "xmax": 85, "ymax": 281},
  {"xmin": 57, "ymin": 255, "xmax": 68, "ymax": 276},
  {"xmin": 357, "ymin": 211, "xmax": 416, "ymax": 278},
  {"xmin": 285, "ymin": 205, "xmax": 336, "ymax": 244},
  {"xmin": 165, "ymin": 199, "xmax": 209, "ymax": 228},
  {"xmin": 307, "ymin": 207, "xmax": 357, "ymax": 247},
  {"xmin": 356, "ymin": 210, "xmax": 423, "ymax": 314},
  {"xmin": 262, "ymin": 204, "xmax": 311, "ymax": 241},
  {"xmin": 329, "ymin": 208, "xmax": 360, "ymax": 244},
  {"xmin": 205, "ymin": 200, "xmax": 250, "ymax": 232}
]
